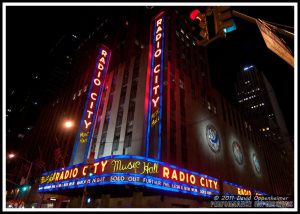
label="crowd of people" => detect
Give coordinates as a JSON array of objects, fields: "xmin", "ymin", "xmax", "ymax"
[{"xmin": 6, "ymin": 199, "xmax": 25, "ymax": 208}]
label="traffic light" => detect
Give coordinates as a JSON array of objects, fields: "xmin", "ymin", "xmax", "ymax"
[
  {"xmin": 190, "ymin": 9, "xmax": 209, "ymax": 43},
  {"xmin": 20, "ymin": 184, "xmax": 30, "ymax": 192},
  {"xmin": 88, "ymin": 165, "xmax": 95, "ymax": 176},
  {"xmin": 214, "ymin": 6, "xmax": 236, "ymax": 36}
]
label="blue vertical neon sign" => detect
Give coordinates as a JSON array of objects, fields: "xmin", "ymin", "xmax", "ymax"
[{"xmin": 70, "ymin": 46, "xmax": 111, "ymax": 165}]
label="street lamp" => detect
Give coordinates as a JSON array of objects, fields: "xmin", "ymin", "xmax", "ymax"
[
  {"xmin": 8, "ymin": 153, "xmax": 33, "ymax": 185},
  {"xmin": 55, "ymin": 119, "xmax": 75, "ymax": 168},
  {"xmin": 63, "ymin": 120, "xmax": 74, "ymax": 129}
]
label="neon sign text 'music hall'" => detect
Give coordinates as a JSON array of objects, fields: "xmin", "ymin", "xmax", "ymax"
[
  {"xmin": 145, "ymin": 12, "xmax": 165, "ymax": 160},
  {"xmin": 38, "ymin": 155, "xmax": 220, "ymax": 198},
  {"xmin": 70, "ymin": 45, "xmax": 111, "ymax": 165}
]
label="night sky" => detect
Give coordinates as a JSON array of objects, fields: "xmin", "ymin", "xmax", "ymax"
[
  {"xmin": 5, "ymin": 4, "xmax": 295, "ymax": 147},
  {"xmin": 207, "ymin": 6, "xmax": 294, "ymax": 136}
]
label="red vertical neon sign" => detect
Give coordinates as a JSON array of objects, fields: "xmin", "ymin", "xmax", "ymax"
[{"xmin": 145, "ymin": 12, "xmax": 165, "ymax": 159}]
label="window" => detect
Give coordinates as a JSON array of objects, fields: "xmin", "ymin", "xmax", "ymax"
[
  {"xmin": 179, "ymin": 79, "xmax": 184, "ymax": 89},
  {"xmin": 102, "ymin": 117, "xmax": 109, "ymax": 133},
  {"xmin": 130, "ymin": 81, "xmax": 137, "ymax": 99},
  {"xmin": 123, "ymin": 67, "xmax": 129, "ymax": 86},
  {"xmin": 213, "ymin": 106, "xmax": 217, "ymax": 114},
  {"xmin": 107, "ymin": 94, "xmax": 113, "ymax": 111},
  {"xmin": 112, "ymin": 127, "xmax": 121, "ymax": 152},
  {"xmin": 116, "ymin": 110, "xmax": 123, "ymax": 127},
  {"xmin": 115, "ymin": 126, "xmax": 121, "ymax": 137},
  {"xmin": 98, "ymin": 134, "xmax": 106, "ymax": 157},
  {"xmin": 126, "ymin": 123, "xmax": 133, "ymax": 133},
  {"xmin": 120, "ymin": 86, "xmax": 127, "ymax": 105},
  {"xmin": 110, "ymin": 72, "xmax": 118, "ymax": 93},
  {"xmin": 112, "ymin": 138, "xmax": 119, "ymax": 151},
  {"xmin": 207, "ymin": 101, "xmax": 211, "ymax": 111},
  {"xmin": 132, "ymin": 57, "xmax": 140, "ymax": 79},
  {"xmin": 127, "ymin": 101, "xmax": 135, "ymax": 122},
  {"xmin": 124, "ymin": 132, "xmax": 132, "ymax": 148}
]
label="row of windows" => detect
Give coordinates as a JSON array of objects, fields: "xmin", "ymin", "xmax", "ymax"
[
  {"xmin": 99, "ymin": 57, "xmax": 140, "ymax": 156},
  {"xmin": 237, "ymin": 87, "xmax": 260, "ymax": 96},
  {"xmin": 251, "ymin": 103, "xmax": 265, "ymax": 109},
  {"xmin": 97, "ymin": 70, "xmax": 119, "ymax": 157},
  {"xmin": 112, "ymin": 68, "xmax": 128, "ymax": 152},
  {"xmin": 238, "ymin": 94, "xmax": 257, "ymax": 103}
]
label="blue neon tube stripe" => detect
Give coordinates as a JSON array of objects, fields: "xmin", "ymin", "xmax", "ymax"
[
  {"xmin": 83, "ymin": 49, "xmax": 111, "ymax": 162},
  {"xmin": 145, "ymin": 20, "xmax": 156, "ymax": 157}
]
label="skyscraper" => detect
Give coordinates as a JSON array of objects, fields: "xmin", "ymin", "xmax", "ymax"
[
  {"xmin": 235, "ymin": 65, "xmax": 291, "ymax": 144},
  {"xmin": 235, "ymin": 65, "xmax": 293, "ymax": 195}
]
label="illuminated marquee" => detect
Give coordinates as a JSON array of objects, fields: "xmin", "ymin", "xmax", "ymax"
[
  {"xmin": 223, "ymin": 180, "xmax": 252, "ymax": 196},
  {"xmin": 145, "ymin": 12, "xmax": 165, "ymax": 159},
  {"xmin": 70, "ymin": 45, "xmax": 111, "ymax": 165},
  {"xmin": 38, "ymin": 155, "xmax": 220, "ymax": 198}
]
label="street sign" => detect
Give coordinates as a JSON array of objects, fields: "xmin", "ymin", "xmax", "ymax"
[{"xmin": 256, "ymin": 20, "xmax": 294, "ymax": 68}]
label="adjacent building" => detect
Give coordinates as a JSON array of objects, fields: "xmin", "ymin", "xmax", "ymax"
[{"xmin": 235, "ymin": 65, "xmax": 293, "ymax": 195}]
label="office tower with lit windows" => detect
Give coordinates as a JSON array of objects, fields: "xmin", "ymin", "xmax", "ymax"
[
  {"xmin": 235, "ymin": 65, "xmax": 291, "ymax": 145},
  {"xmin": 13, "ymin": 7, "xmax": 292, "ymax": 208},
  {"xmin": 235, "ymin": 65, "xmax": 293, "ymax": 195}
]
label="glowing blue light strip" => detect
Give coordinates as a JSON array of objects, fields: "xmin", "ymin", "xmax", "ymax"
[
  {"xmin": 145, "ymin": 18, "xmax": 157, "ymax": 157},
  {"xmin": 83, "ymin": 49, "xmax": 111, "ymax": 163},
  {"xmin": 157, "ymin": 15, "xmax": 164, "ymax": 160},
  {"xmin": 243, "ymin": 65, "xmax": 254, "ymax": 71},
  {"xmin": 70, "ymin": 48, "xmax": 103, "ymax": 165}
]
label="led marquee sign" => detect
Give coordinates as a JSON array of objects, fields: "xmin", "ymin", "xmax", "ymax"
[
  {"xmin": 145, "ymin": 11, "xmax": 165, "ymax": 160},
  {"xmin": 222, "ymin": 181, "xmax": 268, "ymax": 197},
  {"xmin": 223, "ymin": 180, "xmax": 252, "ymax": 196},
  {"xmin": 70, "ymin": 45, "xmax": 111, "ymax": 165},
  {"xmin": 38, "ymin": 155, "xmax": 220, "ymax": 198}
]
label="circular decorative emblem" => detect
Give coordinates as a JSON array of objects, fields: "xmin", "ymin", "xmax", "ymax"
[
  {"xmin": 253, "ymin": 154, "xmax": 261, "ymax": 174},
  {"xmin": 206, "ymin": 124, "xmax": 220, "ymax": 152},
  {"xmin": 232, "ymin": 141, "xmax": 243, "ymax": 165}
]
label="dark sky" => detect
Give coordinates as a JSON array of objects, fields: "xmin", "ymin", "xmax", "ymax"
[
  {"xmin": 207, "ymin": 6, "xmax": 294, "ymax": 136},
  {"xmin": 6, "ymin": 5, "xmax": 295, "ymax": 139}
]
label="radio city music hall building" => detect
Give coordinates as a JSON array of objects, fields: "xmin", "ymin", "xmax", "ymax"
[{"xmin": 18, "ymin": 8, "xmax": 290, "ymax": 208}]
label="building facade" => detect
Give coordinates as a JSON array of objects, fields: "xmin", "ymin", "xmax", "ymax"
[{"xmin": 10, "ymin": 7, "xmax": 292, "ymax": 208}]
